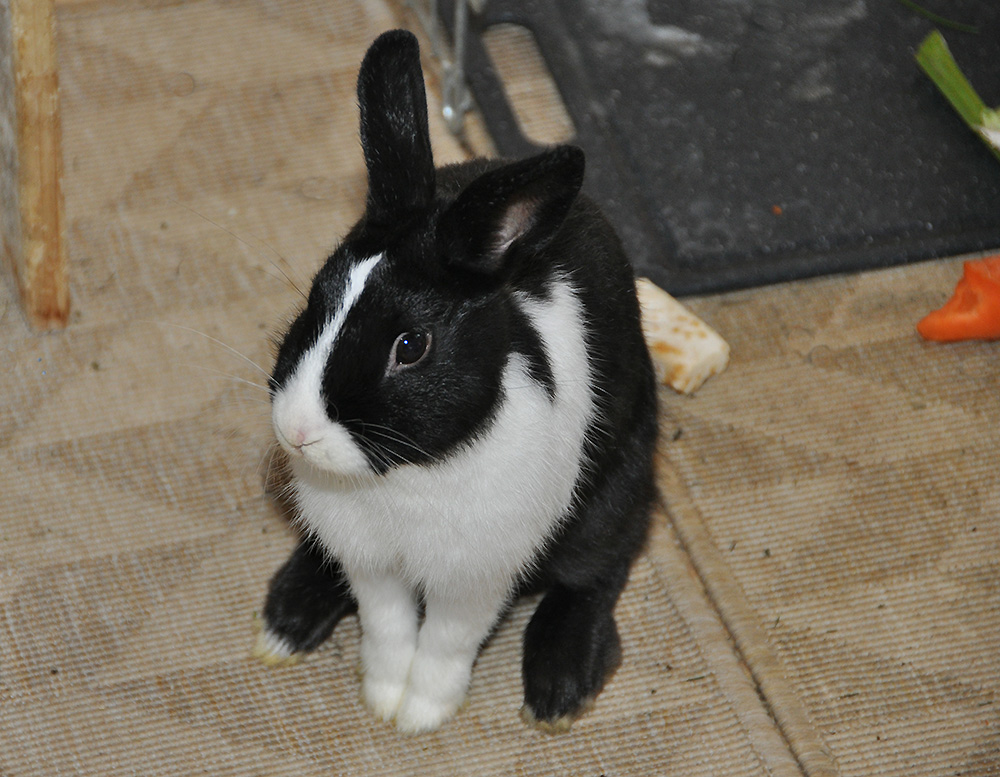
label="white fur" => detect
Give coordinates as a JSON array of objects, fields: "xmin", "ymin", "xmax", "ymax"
[
  {"xmin": 272, "ymin": 254, "xmax": 382, "ymax": 473},
  {"xmin": 277, "ymin": 277, "xmax": 594, "ymax": 732}
]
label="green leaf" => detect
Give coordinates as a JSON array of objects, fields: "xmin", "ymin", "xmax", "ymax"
[
  {"xmin": 916, "ymin": 30, "xmax": 1000, "ymax": 162},
  {"xmin": 897, "ymin": 0, "xmax": 978, "ymax": 34},
  {"xmin": 980, "ymin": 108, "xmax": 1000, "ymax": 154}
]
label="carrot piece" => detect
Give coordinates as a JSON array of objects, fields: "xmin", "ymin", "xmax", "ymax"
[{"xmin": 917, "ymin": 255, "xmax": 1000, "ymax": 342}]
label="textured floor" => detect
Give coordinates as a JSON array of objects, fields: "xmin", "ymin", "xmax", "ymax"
[
  {"xmin": 659, "ymin": 259, "xmax": 1000, "ymax": 776},
  {"xmin": 1, "ymin": 2, "xmax": 998, "ymax": 775}
]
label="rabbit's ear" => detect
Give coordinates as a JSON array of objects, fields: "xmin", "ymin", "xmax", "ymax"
[
  {"xmin": 357, "ymin": 30, "xmax": 436, "ymax": 222},
  {"xmin": 437, "ymin": 145, "xmax": 585, "ymax": 277}
]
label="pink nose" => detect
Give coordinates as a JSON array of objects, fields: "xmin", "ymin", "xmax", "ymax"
[{"xmin": 278, "ymin": 425, "xmax": 314, "ymax": 454}]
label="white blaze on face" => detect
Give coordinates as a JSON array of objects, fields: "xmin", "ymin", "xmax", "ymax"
[{"xmin": 271, "ymin": 254, "xmax": 383, "ymax": 474}]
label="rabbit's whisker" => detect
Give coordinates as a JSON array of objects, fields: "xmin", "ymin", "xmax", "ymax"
[
  {"xmin": 171, "ymin": 361, "xmax": 272, "ymax": 393},
  {"xmin": 168, "ymin": 197, "xmax": 308, "ymax": 300},
  {"xmin": 145, "ymin": 320, "xmax": 272, "ymax": 381}
]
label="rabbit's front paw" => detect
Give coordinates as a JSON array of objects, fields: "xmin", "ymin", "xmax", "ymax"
[
  {"xmin": 391, "ymin": 649, "xmax": 472, "ymax": 733},
  {"xmin": 361, "ymin": 675, "xmax": 408, "ymax": 722},
  {"xmin": 393, "ymin": 687, "xmax": 465, "ymax": 734},
  {"xmin": 360, "ymin": 635, "xmax": 417, "ymax": 723}
]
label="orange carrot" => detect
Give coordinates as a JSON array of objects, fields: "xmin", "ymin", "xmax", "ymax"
[{"xmin": 917, "ymin": 254, "xmax": 1000, "ymax": 342}]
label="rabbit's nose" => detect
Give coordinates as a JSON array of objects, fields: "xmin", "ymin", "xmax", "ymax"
[{"xmin": 275, "ymin": 424, "xmax": 314, "ymax": 455}]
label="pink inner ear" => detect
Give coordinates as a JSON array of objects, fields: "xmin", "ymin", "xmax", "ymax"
[{"xmin": 494, "ymin": 198, "xmax": 538, "ymax": 255}]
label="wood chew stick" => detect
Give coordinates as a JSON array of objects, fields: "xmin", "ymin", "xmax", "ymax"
[{"xmin": 636, "ymin": 277, "xmax": 730, "ymax": 394}]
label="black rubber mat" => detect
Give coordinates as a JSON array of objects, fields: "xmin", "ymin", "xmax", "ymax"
[{"xmin": 442, "ymin": 1, "xmax": 1000, "ymax": 295}]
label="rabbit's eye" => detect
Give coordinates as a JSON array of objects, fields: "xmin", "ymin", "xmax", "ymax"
[{"xmin": 393, "ymin": 331, "xmax": 431, "ymax": 367}]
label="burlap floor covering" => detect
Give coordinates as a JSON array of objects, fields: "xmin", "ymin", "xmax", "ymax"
[
  {"xmin": 659, "ymin": 258, "xmax": 1000, "ymax": 777},
  {"xmin": 1, "ymin": 2, "xmax": 997, "ymax": 775}
]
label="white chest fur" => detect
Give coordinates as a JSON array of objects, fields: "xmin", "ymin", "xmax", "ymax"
[{"xmin": 286, "ymin": 280, "xmax": 595, "ymax": 598}]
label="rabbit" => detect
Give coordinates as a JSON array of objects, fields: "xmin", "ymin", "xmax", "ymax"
[{"xmin": 255, "ymin": 28, "xmax": 659, "ymax": 734}]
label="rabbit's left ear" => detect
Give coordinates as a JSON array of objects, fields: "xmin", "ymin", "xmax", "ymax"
[
  {"xmin": 437, "ymin": 145, "xmax": 585, "ymax": 277},
  {"xmin": 357, "ymin": 30, "xmax": 436, "ymax": 222}
]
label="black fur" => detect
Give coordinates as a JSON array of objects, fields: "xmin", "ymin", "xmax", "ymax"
[
  {"xmin": 357, "ymin": 29, "xmax": 435, "ymax": 222},
  {"xmin": 521, "ymin": 584, "xmax": 623, "ymax": 723},
  {"xmin": 261, "ymin": 29, "xmax": 658, "ymax": 730},
  {"xmin": 262, "ymin": 537, "xmax": 356, "ymax": 653}
]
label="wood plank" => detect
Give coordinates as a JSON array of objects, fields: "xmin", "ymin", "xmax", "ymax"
[{"xmin": 0, "ymin": 0, "xmax": 69, "ymax": 330}]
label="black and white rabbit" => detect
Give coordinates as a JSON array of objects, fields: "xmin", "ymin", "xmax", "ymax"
[{"xmin": 257, "ymin": 29, "xmax": 659, "ymax": 734}]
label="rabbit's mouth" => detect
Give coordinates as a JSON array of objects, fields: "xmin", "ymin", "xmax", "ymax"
[{"xmin": 271, "ymin": 401, "xmax": 372, "ymax": 477}]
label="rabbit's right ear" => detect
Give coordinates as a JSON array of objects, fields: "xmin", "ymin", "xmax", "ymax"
[
  {"xmin": 357, "ymin": 30, "xmax": 436, "ymax": 223},
  {"xmin": 436, "ymin": 145, "xmax": 585, "ymax": 278}
]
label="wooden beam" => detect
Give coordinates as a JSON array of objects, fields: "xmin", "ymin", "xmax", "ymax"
[{"xmin": 1, "ymin": 0, "xmax": 69, "ymax": 330}]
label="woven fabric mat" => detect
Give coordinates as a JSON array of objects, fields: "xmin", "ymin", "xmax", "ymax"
[
  {"xmin": 2, "ymin": 2, "xmax": 800, "ymax": 775},
  {"xmin": 663, "ymin": 259, "xmax": 1000, "ymax": 777}
]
